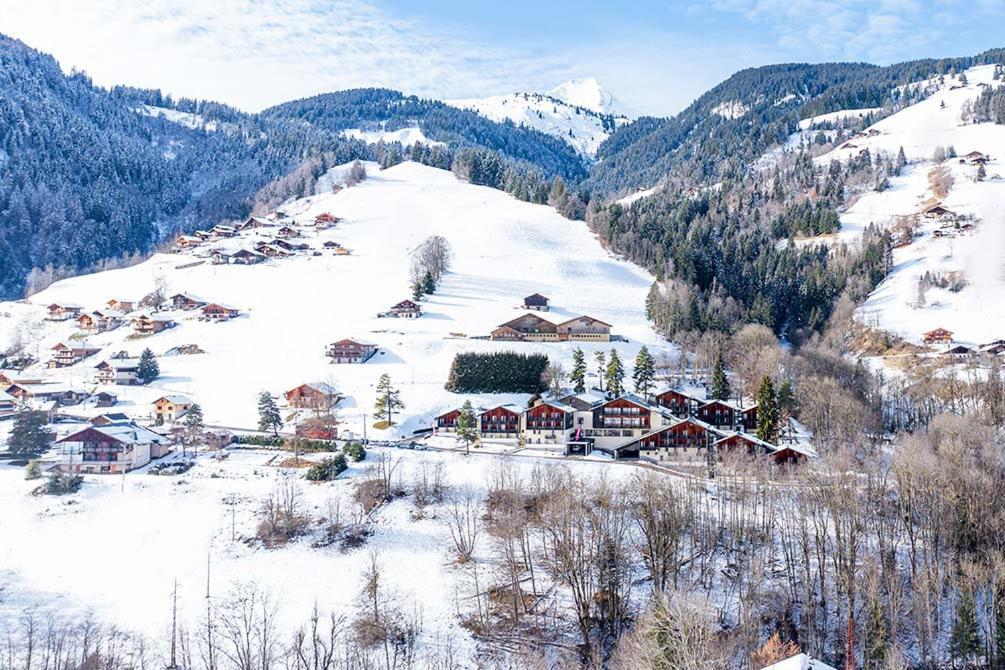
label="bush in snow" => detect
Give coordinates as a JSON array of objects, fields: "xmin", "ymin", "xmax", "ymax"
[
  {"xmin": 306, "ymin": 455, "xmax": 348, "ymax": 481},
  {"xmin": 343, "ymin": 441, "xmax": 367, "ymax": 462}
]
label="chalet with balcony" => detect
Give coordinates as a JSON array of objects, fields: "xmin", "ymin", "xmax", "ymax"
[
  {"xmin": 922, "ymin": 327, "xmax": 953, "ymax": 344},
  {"xmin": 696, "ymin": 399, "xmax": 738, "ymax": 430},
  {"xmin": 523, "ymin": 293, "xmax": 550, "ymax": 311},
  {"xmin": 654, "ymin": 389, "xmax": 700, "ymax": 418},
  {"xmin": 131, "ymin": 315, "xmax": 175, "ymax": 336},
  {"xmin": 389, "ymin": 300, "xmax": 422, "ymax": 318},
  {"xmin": 275, "ymin": 226, "xmax": 300, "ymax": 239},
  {"xmin": 152, "ymin": 395, "xmax": 192, "ymax": 423},
  {"xmin": 106, "ymin": 299, "xmax": 136, "ymax": 314},
  {"xmin": 737, "ymin": 405, "xmax": 758, "ymax": 431},
  {"xmin": 76, "ymin": 311, "xmax": 117, "ymax": 333},
  {"xmin": 284, "ymin": 382, "xmax": 339, "ymax": 410},
  {"xmin": 232, "ymin": 249, "xmax": 266, "ymax": 265},
  {"xmin": 556, "ymin": 315, "xmax": 612, "ymax": 342},
  {"xmin": 491, "ymin": 313, "xmax": 559, "ymax": 341},
  {"xmin": 46, "ymin": 303, "xmax": 84, "ymax": 321},
  {"xmin": 95, "ymin": 359, "xmax": 140, "ymax": 386},
  {"xmin": 5, "ymin": 382, "xmax": 88, "ymax": 406},
  {"xmin": 56, "ymin": 423, "xmax": 171, "ymax": 474},
  {"xmin": 92, "ymin": 391, "xmax": 118, "ymax": 407},
  {"xmin": 174, "ymin": 235, "xmax": 202, "ymax": 249},
  {"xmin": 171, "ymin": 293, "xmax": 207, "ymax": 310},
  {"xmin": 479, "ymin": 405, "xmax": 522, "ymax": 439},
  {"xmin": 211, "ymin": 224, "xmax": 236, "ymax": 238},
  {"xmin": 524, "ymin": 400, "xmax": 576, "ymax": 445},
  {"xmin": 0, "ymin": 390, "xmax": 16, "ymax": 414},
  {"xmin": 713, "ymin": 432, "xmax": 776, "ymax": 457},
  {"xmin": 49, "ymin": 343, "xmax": 101, "ymax": 368},
  {"xmin": 326, "ymin": 339, "xmax": 378, "ymax": 364},
  {"xmin": 435, "ymin": 408, "xmax": 463, "ymax": 433},
  {"xmin": 632, "ymin": 418, "xmax": 722, "ymax": 460},
  {"xmin": 202, "ymin": 303, "xmax": 240, "ymax": 321}
]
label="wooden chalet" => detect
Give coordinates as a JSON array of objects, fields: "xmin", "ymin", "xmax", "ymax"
[
  {"xmin": 49, "ymin": 343, "xmax": 101, "ymax": 368},
  {"xmin": 270, "ymin": 238, "xmax": 308, "ymax": 252},
  {"xmin": 980, "ymin": 340, "xmax": 1005, "ymax": 355},
  {"xmin": 633, "ymin": 418, "xmax": 721, "ymax": 458},
  {"xmin": 95, "ymin": 359, "xmax": 140, "ymax": 385},
  {"xmin": 239, "ymin": 216, "xmax": 274, "ymax": 230},
  {"xmin": 76, "ymin": 311, "xmax": 116, "ymax": 333},
  {"xmin": 923, "ymin": 203, "xmax": 955, "ymax": 218},
  {"xmin": 201, "ymin": 303, "xmax": 240, "ymax": 321},
  {"xmin": 326, "ymin": 339, "xmax": 378, "ymax": 364},
  {"xmin": 90, "ymin": 412, "xmax": 132, "ymax": 425},
  {"xmin": 323, "ymin": 240, "xmax": 342, "ymax": 249},
  {"xmin": 713, "ymin": 432, "xmax": 775, "ymax": 457},
  {"xmin": 556, "ymin": 315, "xmax": 612, "ymax": 342},
  {"xmin": 491, "ymin": 313, "xmax": 558, "ymax": 341},
  {"xmin": 435, "ymin": 408, "xmax": 463, "ymax": 433},
  {"xmin": 524, "ymin": 400, "xmax": 575, "ymax": 444},
  {"xmin": 587, "ymin": 396, "xmax": 662, "ymax": 445},
  {"xmin": 56, "ymin": 423, "xmax": 170, "ymax": 474},
  {"xmin": 942, "ymin": 344, "xmax": 976, "ymax": 359},
  {"xmin": 389, "ymin": 300, "xmax": 422, "ymax": 318},
  {"xmin": 194, "ymin": 230, "xmax": 213, "ymax": 241},
  {"xmin": 211, "ymin": 251, "xmax": 232, "ymax": 265},
  {"xmin": 523, "ymin": 293, "xmax": 550, "ymax": 311},
  {"xmin": 922, "ymin": 327, "xmax": 953, "ymax": 344},
  {"xmin": 5, "ymin": 382, "xmax": 88, "ymax": 406},
  {"xmin": 965, "ymin": 151, "xmax": 989, "ymax": 165},
  {"xmin": 152, "ymin": 395, "xmax": 192, "ymax": 422},
  {"xmin": 558, "ymin": 391, "xmax": 606, "ymax": 411},
  {"xmin": 275, "ymin": 226, "xmax": 300, "ymax": 239},
  {"xmin": 92, "ymin": 391, "xmax": 118, "ymax": 408},
  {"xmin": 46, "ymin": 303, "xmax": 83, "ymax": 321},
  {"xmin": 314, "ymin": 213, "xmax": 340, "ymax": 225},
  {"xmin": 174, "ymin": 234, "xmax": 202, "ymax": 249},
  {"xmin": 284, "ymin": 382, "xmax": 339, "ymax": 410},
  {"xmin": 106, "ymin": 299, "xmax": 136, "ymax": 314},
  {"xmin": 654, "ymin": 389, "xmax": 700, "ymax": 417},
  {"xmin": 232, "ymin": 249, "xmax": 265, "ymax": 265},
  {"xmin": 479, "ymin": 405, "xmax": 522, "ymax": 438},
  {"xmin": 171, "ymin": 293, "xmax": 207, "ymax": 310},
  {"xmin": 696, "ymin": 399, "xmax": 739, "ymax": 430},
  {"xmin": 0, "ymin": 390, "xmax": 17, "ymax": 413},
  {"xmin": 737, "ymin": 405, "xmax": 758, "ymax": 431},
  {"xmin": 131, "ymin": 314, "xmax": 175, "ymax": 336},
  {"xmin": 211, "ymin": 224, "xmax": 237, "ymax": 238},
  {"xmin": 257, "ymin": 244, "xmax": 290, "ymax": 258}
]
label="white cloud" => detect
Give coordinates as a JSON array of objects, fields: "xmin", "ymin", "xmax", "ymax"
[{"xmin": 0, "ymin": 0, "xmax": 577, "ymax": 111}]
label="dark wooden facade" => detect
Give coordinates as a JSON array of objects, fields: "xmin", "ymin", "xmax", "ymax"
[
  {"xmin": 479, "ymin": 406, "xmax": 520, "ymax": 436},
  {"xmin": 593, "ymin": 397, "xmax": 651, "ymax": 430},
  {"xmin": 525, "ymin": 402, "xmax": 573, "ymax": 431}
]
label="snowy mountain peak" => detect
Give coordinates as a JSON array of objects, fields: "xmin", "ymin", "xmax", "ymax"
[{"xmin": 548, "ymin": 78, "xmax": 625, "ymax": 117}]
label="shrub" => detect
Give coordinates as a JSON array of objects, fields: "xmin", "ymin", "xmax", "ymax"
[
  {"xmin": 24, "ymin": 461, "xmax": 42, "ymax": 480},
  {"xmin": 306, "ymin": 455, "xmax": 348, "ymax": 481},
  {"xmin": 343, "ymin": 442, "xmax": 367, "ymax": 462},
  {"xmin": 35, "ymin": 472, "xmax": 83, "ymax": 495}
]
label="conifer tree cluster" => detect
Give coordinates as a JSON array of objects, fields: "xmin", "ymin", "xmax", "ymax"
[{"xmin": 445, "ymin": 352, "xmax": 549, "ymax": 393}]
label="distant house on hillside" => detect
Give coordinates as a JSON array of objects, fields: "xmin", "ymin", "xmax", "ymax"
[
  {"xmin": 106, "ymin": 299, "xmax": 136, "ymax": 314},
  {"xmin": 95, "ymin": 359, "xmax": 140, "ymax": 386},
  {"xmin": 171, "ymin": 293, "xmax": 207, "ymax": 310},
  {"xmin": 923, "ymin": 203, "xmax": 955, "ymax": 219},
  {"xmin": 211, "ymin": 251, "xmax": 232, "ymax": 265},
  {"xmin": 211, "ymin": 224, "xmax": 236, "ymax": 238},
  {"xmin": 76, "ymin": 311, "xmax": 117, "ymax": 333},
  {"xmin": 523, "ymin": 293, "xmax": 550, "ymax": 311},
  {"xmin": 201, "ymin": 303, "xmax": 240, "ymax": 321},
  {"xmin": 922, "ymin": 327, "xmax": 953, "ymax": 344},
  {"xmin": 232, "ymin": 249, "xmax": 266, "ymax": 265},
  {"xmin": 942, "ymin": 344, "xmax": 976, "ymax": 359},
  {"xmin": 980, "ymin": 339, "xmax": 1005, "ymax": 355},
  {"xmin": 46, "ymin": 303, "xmax": 83, "ymax": 321},
  {"xmin": 92, "ymin": 391, "xmax": 118, "ymax": 408},
  {"xmin": 49, "ymin": 343, "xmax": 101, "ymax": 368},
  {"xmin": 389, "ymin": 300, "xmax": 422, "ymax": 318},
  {"xmin": 174, "ymin": 235, "xmax": 202, "ymax": 249},
  {"xmin": 326, "ymin": 339, "xmax": 378, "ymax": 364},
  {"xmin": 275, "ymin": 225, "xmax": 300, "ymax": 239},
  {"xmin": 56, "ymin": 423, "xmax": 171, "ymax": 474},
  {"xmin": 654, "ymin": 389, "xmax": 701, "ymax": 417},
  {"xmin": 131, "ymin": 314, "xmax": 175, "ymax": 336},
  {"xmin": 285, "ymin": 382, "xmax": 339, "ymax": 410},
  {"xmin": 965, "ymin": 150, "xmax": 989, "ymax": 165},
  {"xmin": 152, "ymin": 395, "xmax": 192, "ymax": 423}
]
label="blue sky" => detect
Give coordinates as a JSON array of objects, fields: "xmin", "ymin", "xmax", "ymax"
[{"xmin": 0, "ymin": 0, "xmax": 1002, "ymax": 115}]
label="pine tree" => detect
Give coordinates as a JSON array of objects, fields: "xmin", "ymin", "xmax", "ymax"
[
  {"xmin": 257, "ymin": 391, "xmax": 283, "ymax": 436},
  {"xmin": 374, "ymin": 373, "xmax": 404, "ymax": 425},
  {"xmin": 632, "ymin": 346, "xmax": 655, "ymax": 398},
  {"xmin": 421, "ymin": 271, "xmax": 436, "ymax": 296},
  {"xmin": 456, "ymin": 400, "xmax": 478, "ymax": 454},
  {"xmin": 569, "ymin": 348, "xmax": 587, "ymax": 394},
  {"xmin": 8, "ymin": 411, "xmax": 51, "ymax": 457},
  {"xmin": 896, "ymin": 146, "xmax": 907, "ymax": 171},
  {"xmin": 711, "ymin": 351, "xmax": 730, "ymax": 400},
  {"xmin": 182, "ymin": 403, "xmax": 205, "ymax": 448},
  {"xmin": 605, "ymin": 349, "xmax": 625, "ymax": 397},
  {"xmin": 595, "ymin": 351, "xmax": 606, "ymax": 392},
  {"xmin": 776, "ymin": 378, "xmax": 796, "ymax": 420},
  {"xmin": 863, "ymin": 593, "xmax": 889, "ymax": 669},
  {"xmin": 756, "ymin": 376, "xmax": 779, "ymax": 443},
  {"xmin": 950, "ymin": 588, "xmax": 982, "ymax": 664},
  {"xmin": 978, "ymin": 163, "xmax": 987, "ymax": 181},
  {"xmin": 136, "ymin": 348, "xmax": 159, "ymax": 385}
]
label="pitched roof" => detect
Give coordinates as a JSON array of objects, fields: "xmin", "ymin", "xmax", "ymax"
[
  {"xmin": 59, "ymin": 423, "xmax": 170, "ymax": 446},
  {"xmin": 154, "ymin": 395, "xmax": 192, "ymax": 405},
  {"xmin": 556, "ymin": 314, "xmax": 613, "ymax": 328}
]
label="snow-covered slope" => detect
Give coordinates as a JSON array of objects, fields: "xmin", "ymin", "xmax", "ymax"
[
  {"xmin": 448, "ymin": 79, "xmax": 629, "ymax": 157},
  {"xmin": 800, "ymin": 66, "xmax": 1005, "ymax": 347},
  {"xmin": 135, "ymin": 104, "xmax": 236, "ymax": 133},
  {"xmin": 342, "ymin": 126, "xmax": 444, "ymax": 148},
  {"xmin": 0, "ymin": 161, "xmax": 667, "ymax": 438}
]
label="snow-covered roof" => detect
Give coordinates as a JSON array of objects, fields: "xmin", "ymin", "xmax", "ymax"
[
  {"xmin": 761, "ymin": 653, "xmax": 836, "ymax": 670},
  {"xmin": 59, "ymin": 423, "xmax": 170, "ymax": 446},
  {"xmin": 154, "ymin": 395, "xmax": 191, "ymax": 405}
]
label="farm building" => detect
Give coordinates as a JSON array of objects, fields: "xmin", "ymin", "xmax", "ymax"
[
  {"xmin": 522, "ymin": 293, "xmax": 550, "ymax": 311},
  {"xmin": 285, "ymin": 382, "xmax": 339, "ymax": 410},
  {"xmin": 325, "ymin": 339, "xmax": 378, "ymax": 364}
]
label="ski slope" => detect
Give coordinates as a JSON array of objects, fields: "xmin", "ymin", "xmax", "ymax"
[{"xmin": 0, "ymin": 161, "xmax": 667, "ymax": 438}]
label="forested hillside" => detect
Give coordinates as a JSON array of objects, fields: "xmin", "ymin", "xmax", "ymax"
[{"xmin": 0, "ymin": 38, "xmax": 589, "ymax": 299}]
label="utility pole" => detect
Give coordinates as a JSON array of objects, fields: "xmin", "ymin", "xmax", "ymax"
[{"xmin": 168, "ymin": 579, "xmax": 179, "ymax": 670}]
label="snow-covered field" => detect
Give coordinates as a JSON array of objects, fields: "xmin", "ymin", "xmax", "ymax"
[
  {"xmin": 0, "ymin": 446, "xmax": 632, "ymax": 658},
  {"xmin": 342, "ymin": 126, "xmax": 445, "ymax": 148},
  {"xmin": 0, "ymin": 161, "xmax": 667, "ymax": 440},
  {"xmin": 788, "ymin": 66, "xmax": 1005, "ymax": 347}
]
